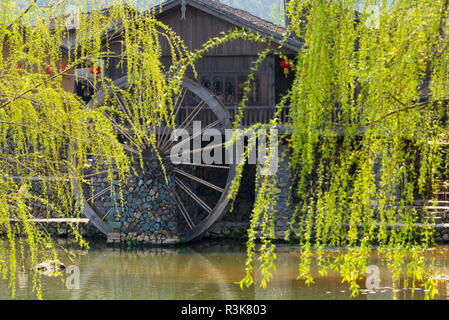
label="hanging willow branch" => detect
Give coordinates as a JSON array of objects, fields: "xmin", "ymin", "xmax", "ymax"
[
  {"xmin": 226, "ymin": 0, "xmax": 449, "ymax": 300},
  {"xmin": 0, "ymin": 0, "xmax": 194, "ymax": 299}
]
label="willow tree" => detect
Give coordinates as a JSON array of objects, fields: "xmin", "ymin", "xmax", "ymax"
[
  {"xmin": 2, "ymin": 0, "xmax": 448, "ymax": 301},
  {"xmin": 0, "ymin": 0, "xmax": 194, "ymax": 299},
  {"xmin": 235, "ymin": 0, "xmax": 449, "ymax": 299}
]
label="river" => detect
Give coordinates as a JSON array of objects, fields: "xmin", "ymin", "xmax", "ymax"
[{"xmin": 1, "ymin": 240, "xmax": 449, "ymax": 300}]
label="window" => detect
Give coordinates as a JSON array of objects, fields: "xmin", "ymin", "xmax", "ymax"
[
  {"xmin": 225, "ymin": 76, "xmax": 236, "ymax": 103},
  {"xmin": 201, "ymin": 77, "xmax": 211, "ymax": 90},
  {"xmin": 237, "ymin": 75, "xmax": 260, "ymax": 105},
  {"xmin": 200, "ymin": 74, "xmax": 261, "ymax": 105},
  {"xmin": 237, "ymin": 75, "xmax": 247, "ymax": 102},
  {"xmin": 213, "ymin": 77, "xmax": 224, "ymax": 102}
]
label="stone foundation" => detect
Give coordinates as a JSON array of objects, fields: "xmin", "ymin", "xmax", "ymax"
[
  {"xmin": 0, "ymin": 221, "xmax": 91, "ymax": 238},
  {"xmin": 204, "ymin": 145, "xmax": 449, "ymax": 245},
  {"xmin": 15, "ymin": 144, "xmax": 449, "ymax": 245},
  {"xmin": 87, "ymin": 149, "xmax": 179, "ymax": 242}
]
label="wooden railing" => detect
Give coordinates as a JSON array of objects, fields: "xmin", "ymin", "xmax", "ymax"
[
  {"xmin": 228, "ymin": 105, "xmax": 291, "ymax": 127},
  {"xmin": 431, "ymin": 180, "xmax": 449, "ymax": 202},
  {"xmin": 175, "ymin": 105, "xmax": 291, "ymax": 128}
]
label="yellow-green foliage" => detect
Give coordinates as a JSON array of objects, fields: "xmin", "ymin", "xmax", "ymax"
[
  {"xmin": 0, "ymin": 0, "xmax": 192, "ymax": 299},
  {"xmin": 1, "ymin": 0, "xmax": 448, "ymax": 301},
  {"xmin": 235, "ymin": 0, "xmax": 449, "ymax": 299}
]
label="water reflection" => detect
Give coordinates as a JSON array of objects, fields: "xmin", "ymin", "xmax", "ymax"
[{"xmin": 2, "ymin": 241, "xmax": 449, "ymax": 300}]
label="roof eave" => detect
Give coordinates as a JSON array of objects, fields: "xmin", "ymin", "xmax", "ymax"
[{"xmin": 155, "ymin": 0, "xmax": 303, "ymax": 52}]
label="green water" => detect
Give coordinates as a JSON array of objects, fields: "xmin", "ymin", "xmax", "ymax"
[{"xmin": 2, "ymin": 240, "xmax": 449, "ymax": 300}]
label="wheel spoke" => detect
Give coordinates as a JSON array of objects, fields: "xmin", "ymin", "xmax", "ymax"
[
  {"xmin": 114, "ymin": 92, "xmax": 147, "ymax": 147},
  {"xmin": 103, "ymin": 113, "xmax": 143, "ymax": 152},
  {"xmin": 120, "ymin": 143, "xmax": 141, "ymax": 155},
  {"xmin": 174, "ymin": 168, "xmax": 224, "ymax": 193},
  {"xmin": 87, "ymin": 185, "xmax": 112, "ymax": 202},
  {"xmin": 115, "ymin": 92, "xmax": 136, "ymax": 125},
  {"xmin": 175, "ymin": 177, "xmax": 212, "ymax": 214},
  {"xmin": 176, "ymin": 162, "xmax": 229, "ymax": 169},
  {"xmin": 177, "ymin": 100, "xmax": 206, "ymax": 132},
  {"xmin": 157, "ymin": 88, "xmax": 187, "ymax": 149},
  {"xmin": 162, "ymin": 120, "xmax": 221, "ymax": 154},
  {"xmin": 83, "ymin": 170, "xmax": 109, "ymax": 179},
  {"xmin": 174, "ymin": 191, "xmax": 195, "ymax": 229},
  {"xmin": 174, "ymin": 88, "xmax": 188, "ymax": 117},
  {"xmin": 188, "ymin": 141, "xmax": 226, "ymax": 157}
]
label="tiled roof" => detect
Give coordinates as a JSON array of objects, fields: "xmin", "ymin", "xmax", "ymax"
[{"xmin": 191, "ymin": 0, "xmax": 286, "ymax": 35}]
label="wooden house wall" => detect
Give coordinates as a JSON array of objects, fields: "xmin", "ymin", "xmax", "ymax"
[
  {"xmin": 158, "ymin": 6, "xmax": 272, "ymax": 57},
  {"xmin": 61, "ymin": 53, "xmax": 75, "ymax": 92},
  {"xmin": 106, "ymin": 40, "xmax": 126, "ymax": 81},
  {"xmin": 2, "ymin": 39, "xmax": 74, "ymax": 93},
  {"xmin": 156, "ymin": 5, "xmax": 294, "ymax": 106},
  {"xmin": 75, "ymin": 4, "xmax": 296, "ymax": 107}
]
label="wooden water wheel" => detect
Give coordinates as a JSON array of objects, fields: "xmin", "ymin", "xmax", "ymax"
[{"xmin": 75, "ymin": 76, "xmax": 237, "ymax": 243}]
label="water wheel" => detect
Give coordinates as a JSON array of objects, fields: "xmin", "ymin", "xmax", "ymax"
[{"xmin": 75, "ymin": 76, "xmax": 237, "ymax": 243}]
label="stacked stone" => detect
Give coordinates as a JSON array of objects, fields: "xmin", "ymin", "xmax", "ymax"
[
  {"xmin": 269, "ymin": 146, "xmax": 296, "ymax": 239},
  {"xmin": 433, "ymin": 227, "xmax": 449, "ymax": 243},
  {"xmin": 0, "ymin": 221, "xmax": 88, "ymax": 237},
  {"xmin": 432, "ymin": 211, "xmax": 449, "ymax": 243},
  {"xmin": 89, "ymin": 154, "xmax": 179, "ymax": 243},
  {"xmin": 205, "ymin": 221, "xmax": 248, "ymax": 239}
]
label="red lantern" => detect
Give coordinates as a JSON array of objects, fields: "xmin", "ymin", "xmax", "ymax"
[
  {"xmin": 280, "ymin": 59, "xmax": 292, "ymax": 78},
  {"xmin": 46, "ymin": 65, "xmax": 52, "ymax": 75},
  {"xmin": 89, "ymin": 65, "xmax": 102, "ymax": 79},
  {"xmin": 16, "ymin": 63, "xmax": 22, "ymax": 74},
  {"xmin": 60, "ymin": 63, "xmax": 67, "ymax": 72}
]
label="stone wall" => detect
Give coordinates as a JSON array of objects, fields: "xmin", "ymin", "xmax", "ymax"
[
  {"xmin": 270, "ymin": 146, "xmax": 296, "ymax": 239},
  {"xmin": 205, "ymin": 146, "xmax": 296, "ymax": 240},
  {"xmin": 204, "ymin": 145, "xmax": 449, "ymax": 245},
  {"xmin": 0, "ymin": 221, "xmax": 90, "ymax": 238},
  {"xmin": 88, "ymin": 150, "xmax": 179, "ymax": 242},
  {"xmin": 432, "ymin": 211, "xmax": 449, "ymax": 243},
  {"xmin": 20, "ymin": 144, "xmax": 449, "ymax": 245}
]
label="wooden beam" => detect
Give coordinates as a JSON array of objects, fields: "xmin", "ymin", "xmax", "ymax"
[{"xmin": 8, "ymin": 218, "xmax": 89, "ymax": 223}]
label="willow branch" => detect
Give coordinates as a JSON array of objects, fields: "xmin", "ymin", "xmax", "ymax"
[
  {"xmin": 369, "ymin": 98, "xmax": 449, "ymax": 126},
  {"xmin": 6, "ymin": 0, "xmax": 38, "ymax": 30},
  {"xmin": 0, "ymin": 53, "xmax": 114, "ymax": 110}
]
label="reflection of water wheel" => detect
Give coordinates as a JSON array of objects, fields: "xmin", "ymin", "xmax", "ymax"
[
  {"xmin": 67, "ymin": 247, "xmax": 239, "ymax": 299},
  {"xmin": 76, "ymin": 76, "xmax": 236, "ymax": 243}
]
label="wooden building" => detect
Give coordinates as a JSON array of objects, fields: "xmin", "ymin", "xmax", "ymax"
[
  {"xmin": 61, "ymin": 0, "xmax": 302, "ymax": 126},
  {"xmin": 56, "ymin": 1, "xmax": 303, "ymax": 241}
]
